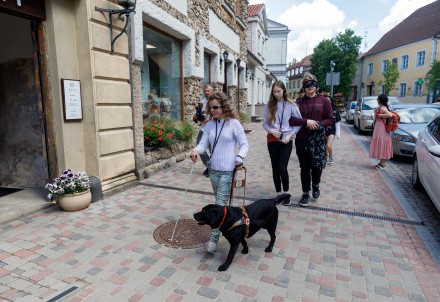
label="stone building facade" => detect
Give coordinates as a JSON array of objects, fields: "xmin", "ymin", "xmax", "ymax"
[
  {"xmin": 131, "ymin": 0, "xmax": 249, "ymax": 179},
  {"xmin": 0, "ymin": 0, "xmax": 249, "ymax": 199}
]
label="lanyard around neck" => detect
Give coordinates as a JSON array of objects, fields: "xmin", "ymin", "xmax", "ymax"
[
  {"xmin": 210, "ymin": 120, "xmax": 225, "ymax": 158},
  {"xmin": 277, "ymin": 100, "xmax": 286, "ymax": 130}
]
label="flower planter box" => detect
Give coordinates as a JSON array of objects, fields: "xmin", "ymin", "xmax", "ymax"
[{"xmin": 142, "ymin": 140, "xmax": 193, "ymax": 178}]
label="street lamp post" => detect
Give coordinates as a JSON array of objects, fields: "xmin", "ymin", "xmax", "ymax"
[
  {"xmin": 330, "ymin": 60, "xmax": 335, "ymax": 97},
  {"xmin": 236, "ymin": 58, "xmax": 241, "ymax": 113},
  {"xmin": 223, "ymin": 50, "xmax": 229, "ymax": 93}
]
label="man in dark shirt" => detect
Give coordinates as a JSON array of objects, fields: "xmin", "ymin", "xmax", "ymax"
[{"xmin": 289, "ymin": 74, "xmax": 333, "ymax": 207}]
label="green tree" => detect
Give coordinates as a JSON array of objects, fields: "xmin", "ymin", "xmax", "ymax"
[
  {"xmin": 427, "ymin": 60, "xmax": 440, "ymax": 98},
  {"xmin": 310, "ymin": 29, "xmax": 362, "ymax": 97},
  {"xmin": 382, "ymin": 59, "xmax": 400, "ymax": 95}
]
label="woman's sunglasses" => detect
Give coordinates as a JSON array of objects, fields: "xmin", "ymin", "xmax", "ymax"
[
  {"xmin": 303, "ymin": 80, "xmax": 318, "ymax": 88},
  {"xmin": 209, "ymin": 105, "xmax": 223, "ymax": 110}
]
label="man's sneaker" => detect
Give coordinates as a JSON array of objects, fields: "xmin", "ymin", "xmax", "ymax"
[
  {"xmin": 312, "ymin": 185, "xmax": 320, "ymax": 199},
  {"xmin": 203, "ymin": 168, "xmax": 209, "ymax": 177},
  {"xmin": 299, "ymin": 193, "xmax": 309, "ymax": 207},
  {"xmin": 328, "ymin": 156, "xmax": 334, "ymax": 165},
  {"xmin": 205, "ymin": 241, "xmax": 217, "ymax": 253}
]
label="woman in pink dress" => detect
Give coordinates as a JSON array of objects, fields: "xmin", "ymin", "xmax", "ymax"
[{"xmin": 369, "ymin": 94, "xmax": 393, "ymax": 169}]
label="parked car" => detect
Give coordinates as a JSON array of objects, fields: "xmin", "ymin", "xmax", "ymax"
[
  {"xmin": 353, "ymin": 96, "xmax": 400, "ymax": 134},
  {"xmin": 390, "ymin": 104, "xmax": 440, "ymax": 157},
  {"xmin": 412, "ymin": 112, "xmax": 440, "ymax": 212},
  {"xmin": 346, "ymin": 101, "xmax": 357, "ymax": 124}
]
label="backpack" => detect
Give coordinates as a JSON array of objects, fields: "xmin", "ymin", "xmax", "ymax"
[{"xmin": 382, "ymin": 110, "xmax": 400, "ymax": 132}]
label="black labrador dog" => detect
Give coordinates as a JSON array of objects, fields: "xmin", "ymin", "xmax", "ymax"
[{"xmin": 193, "ymin": 195, "xmax": 286, "ymax": 271}]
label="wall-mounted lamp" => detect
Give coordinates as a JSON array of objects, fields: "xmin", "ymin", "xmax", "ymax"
[
  {"xmin": 361, "ymin": 82, "xmax": 365, "ymax": 88},
  {"xmin": 371, "ymin": 81, "xmax": 375, "ymax": 87},
  {"xmin": 95, "ymin": 0, "xmax": 137, "ymax": 53},
  {"xmin": 223, "ymin": 50, "xmax": 229, "ymax": 61},
  {"xmin": 220, "ymin": 57, "xmax": 223, "ymax": 65},
  {"xmin": 236, "ymin": 58, "xmax": 241, "ymax": 69}
]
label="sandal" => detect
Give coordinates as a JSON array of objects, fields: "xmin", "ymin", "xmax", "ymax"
[{"xmin": 374, "ymin": 164, "xmax": 386, "ymax": 170}]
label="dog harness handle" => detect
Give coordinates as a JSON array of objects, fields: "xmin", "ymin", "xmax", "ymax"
[{"xmin": 225, "ymin": 206, "xmax": 250, "ymax": 238}]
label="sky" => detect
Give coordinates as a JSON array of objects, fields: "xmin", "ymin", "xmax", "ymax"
[{"xmin": 248, "ymin": 0, "xmax": 437, "ymax": 62}]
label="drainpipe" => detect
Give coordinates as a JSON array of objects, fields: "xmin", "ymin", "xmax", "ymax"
[
  {"xmin": 428, "ymin": 31, "xmax": 440, "ymax": 103},
  {"xmin": 359, "ymin": 56, "xmax": 364, "ymax": 98}
]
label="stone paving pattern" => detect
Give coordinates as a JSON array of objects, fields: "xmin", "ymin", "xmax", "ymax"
[{"xmin": 1, "ymin": 123, "xmax": 440, "ymax": 301}]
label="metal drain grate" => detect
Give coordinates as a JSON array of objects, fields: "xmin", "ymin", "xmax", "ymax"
[
  {"xmin": 153, "ymin": 219, "xmax": 211, "ymax": 249},
  {"xmin": 290, "ymin": 204, "xmax": 424, "ymax": 226},
  {"xmin": 46, "ymin": 285, "xmax": 79, "ymax": 302},
  {"xmin": 140, "ymin": 183, "xmax": 424, "ymax": 226}
]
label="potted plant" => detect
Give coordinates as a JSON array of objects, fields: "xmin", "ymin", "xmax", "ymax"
[{"xmin": 45, "ymin": 169, "xmax": 91, "ymax": 211}]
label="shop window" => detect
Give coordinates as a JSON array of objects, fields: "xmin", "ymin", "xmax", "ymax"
[{"xmin": 141, "ymin": 26, "xmax": 183, "ymax": 122}]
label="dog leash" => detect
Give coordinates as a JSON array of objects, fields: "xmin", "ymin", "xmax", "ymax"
[{"xmin": 169, "ymin": 163, "xmax": 195, "ymax": 242}]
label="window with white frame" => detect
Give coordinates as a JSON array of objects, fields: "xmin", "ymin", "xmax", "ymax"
[
  {"xmin": 401, "ymin": 55, "xmax": 409, "ymax": 70},
  {"xmin": 414, "ymin": 82, "xmax": 423, "ymax": 96},
  {"xmin": 416, "ymin": 51, "xmax": 425, "ymax": 67},
  {"xmin": 381, "ymin": 60, "xmax": 388, "ymax": 73},
  {"xmin": 367, "ymin": 63, "xmax": 373, "ymax": 75},
  {"xmin": 399, "ymin": 83, "xmax": 406, "ymax": 97},
  {"xmin": 257, "ymin": 31, "xmax": 261, "ymax": 55}
]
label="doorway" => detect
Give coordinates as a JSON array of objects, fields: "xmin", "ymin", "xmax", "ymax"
[{"xmin": 0, "ymin": 12, "xmax": 48, "ymax": 189}]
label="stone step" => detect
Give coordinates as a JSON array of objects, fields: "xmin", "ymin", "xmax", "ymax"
[{"xmin": 251, "ymin": 115, "xmax": 263, "ymax": 123}]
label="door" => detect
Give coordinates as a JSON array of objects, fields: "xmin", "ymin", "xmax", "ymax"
[{"xmin": 0, "ymin": 13, "xmax": 48, "ymax": 188}]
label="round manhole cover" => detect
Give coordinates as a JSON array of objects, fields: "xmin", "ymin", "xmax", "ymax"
[{"xmin": 153, "ymin": 219, "xmax": 211, "ymax": 249}]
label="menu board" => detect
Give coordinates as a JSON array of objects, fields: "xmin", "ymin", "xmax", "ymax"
[{"xmin": 61, "ymin": 79, "xmax": 82, "ymax": 121}]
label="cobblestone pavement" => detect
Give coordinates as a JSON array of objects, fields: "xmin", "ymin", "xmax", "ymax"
[
  {"xmin": 1, "ymin": 122, "xmax": 440, "ymax": 301},
  {"xmin": 348, "ymin": 123, "xmax": 440, "ymax": 244}
]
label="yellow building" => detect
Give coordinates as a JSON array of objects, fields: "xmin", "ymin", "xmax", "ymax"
[{"xmin": 360, "ymin": 0, "xmax": 440, "ymax": 103}]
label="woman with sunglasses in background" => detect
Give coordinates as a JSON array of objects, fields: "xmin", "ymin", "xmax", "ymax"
[
  {"xmin": 263, "ymin": 80, "xmax": 302, "ymax": 206},
  {"xmin": 190, "ymin": 92, "xmax": 249, "ymax": 254},
  {"xmin": 289, "ymin": 74, "xmax": 334, "ymax": 207}
]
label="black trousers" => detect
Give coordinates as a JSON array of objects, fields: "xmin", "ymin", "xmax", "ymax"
[
  {"xmin": 267, "ymin": 141, "xmax": 292, "ymax": 193},
  {"xmin": 295, "ymin": 139, "xmax": 322, "ymax": 193}
]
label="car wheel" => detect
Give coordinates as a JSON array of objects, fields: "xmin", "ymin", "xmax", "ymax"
[
  {"xmin": 412, "ymin": 156, "xmax": 423, "ymax": 191},
  {"xmin": 357, "ymin": 121, "xmax": 363, "ymax": 134}
]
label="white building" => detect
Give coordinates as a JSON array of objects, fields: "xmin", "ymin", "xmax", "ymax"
[
  {"xmin": 245, "ymin": 3, "xmax": 276, "ymax": 118},
  {"xmin": 266, "ymin": 19, "xmax": 290, "ymax": 85}
]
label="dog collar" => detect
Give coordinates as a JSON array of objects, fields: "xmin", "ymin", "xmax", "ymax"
[{"xmin": 218, "ymin": 207, "xmax": 227, "ymax": 229}]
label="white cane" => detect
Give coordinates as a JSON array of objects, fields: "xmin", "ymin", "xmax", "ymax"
[{"xmin": 169, "ymin": 162, "xmax": 195, "ymax": 242}]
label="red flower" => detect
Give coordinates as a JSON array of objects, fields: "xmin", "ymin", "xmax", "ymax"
[
  {"xmin": 145, "ymin": 137, "xmax": 149, "ymax": 140},
  {"xmin": 158, "ymin": 137, "xmax": 163, "ymax": 141},
  {"xmin": 159, "ymin": 125, "xmax": 164, "ymax": 129},
  {"xmin": 158, "ymin": 130, "xmax": 163, "ymax": 136},
  {"xmin": 168, "ymin": 133, "xmax": 173, "ymax": 139},
  {"xmin": 150, "ymin": 127, "xmax": 155, "ymax": 131}
]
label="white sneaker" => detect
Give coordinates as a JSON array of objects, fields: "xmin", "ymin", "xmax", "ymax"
[{"xmin": 205, "ymin": 241, "xmax": 217, "ymax": 253}]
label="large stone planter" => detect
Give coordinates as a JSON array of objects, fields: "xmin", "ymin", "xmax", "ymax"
[
  {"xmin": 143, "ymin": 141, "xmax": 193, "ymax": 178},
  {"xmin": 58, "ymin": 190, "xmax": 92, "ymax": 212}
]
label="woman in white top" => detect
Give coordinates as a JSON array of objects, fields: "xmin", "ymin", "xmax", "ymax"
[
  {"xmin": 190, "ymin": 92, "xmax": 249, "ymax": 253},
  {"xmin": 263, "ymin": 80, "xmax": 302, "ymax": 206}
]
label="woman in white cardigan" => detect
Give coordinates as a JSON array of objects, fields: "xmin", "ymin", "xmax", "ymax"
[{"xmin": 190, "ymin": 92, "xmax": 249, "ymax": 253}]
